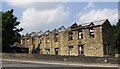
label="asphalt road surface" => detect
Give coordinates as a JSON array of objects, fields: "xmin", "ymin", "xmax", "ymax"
[{"xmin": 2, "ymin": 59, "xmax": 120, "ymax": 69}]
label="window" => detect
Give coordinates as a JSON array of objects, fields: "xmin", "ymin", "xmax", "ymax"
[
  {"xmin": 32, "ymin": 37, "xmax": 35, "ymax": 44},
  {"xmin": 89, "ymin": 28, "xmax": 94, "ymax": 38},
  {"xmin": 54, "ymin": 33, "xmax": 58, "ymax": 42},
  {"xmin": 45, "ymin": 49, "xmax": 50, "ymax": 55},
  {"xmin": 22, "ymin": 39, "xmax": 25, "ymax": 45},
  {"xmin": 46, "ymin": 35, "xmax": 49, "ymax": 43},
  {"xmin": 44, "ymin": 30, "xmax": 50, "ymax": 43},
  {"xmin": 68, "ymin": 46, "xmax": 73, "ymax": 55},
  {"xmin": 39, "ymin": 49, "xmax": 43, "ymax": 54},
  {"xmin": 78, "ymin": 30, "xmax": 83, "ymax": 39},
  {"xmin": 69, "ymin": 31, "xmax": 73, "ymax": 40},
  {"xmin": 78, "ymin": 45, "xmax": 84, "ymax": 55},
  {"xmin": 39, "ymin": 36, "xmax": 42, "ymax": 44},
  {"xmin": 26, "ymin": 38, "xmax": 30, "ymax": 45},
  {"xmin": 55, "ymin": 48, "xmax": 59, "ymax": 55}
]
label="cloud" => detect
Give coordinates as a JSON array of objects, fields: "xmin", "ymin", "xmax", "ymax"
[
  {"xmin": 18, "ymin": 6, "xmax": 69, "ymax": 34},
  {"xmin": 83, "ymin": 2, "xmax": 95, "ymax": 10},
  {"xmin": 7, "ymin": 2, "xmax": 64, "ymax": 10},
  {"xmin": 6, "ymin": 1, "xmax": 68, "ymax": 34},
  {"xmin": 3, "ymin": 0, "xmax": 119, "ymax": 2},
  {"xmin": 77, "ymin": 9, "xmax": 118, "ymax": 24},
  {"xmin": 4, "ymin": 0, "xmax": 69, "ymax": 2}
]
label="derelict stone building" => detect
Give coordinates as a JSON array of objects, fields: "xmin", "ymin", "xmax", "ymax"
[{"xmin": 20, "ymin": 19, "xmax": 114, "ymax": 57}]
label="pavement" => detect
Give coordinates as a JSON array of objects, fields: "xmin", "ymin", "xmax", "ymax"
[{"xmin": 2, "ymin": 59, "xmax": 120, "ymax": 68}]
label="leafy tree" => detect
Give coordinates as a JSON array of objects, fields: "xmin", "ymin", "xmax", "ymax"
[
  {"xmin": 0, "ymin": 11, "xmax": 2, "ymax": 52},
  {"xmin": 2, "ymin": 9, "xmax": 23, "ymax": 52},
  {"xmin": 113, "ymin": 19, "xmax": 120, "ymax": 54}
]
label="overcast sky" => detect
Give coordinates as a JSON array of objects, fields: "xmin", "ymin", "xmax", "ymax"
[{"xmin": 2, "ymin": 1, "xmax": 118, "ymax": 35}]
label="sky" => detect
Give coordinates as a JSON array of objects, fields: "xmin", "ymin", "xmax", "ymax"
[{"xmin": 1, "ymin": 0, "xmax": 119, "ymax": 35}]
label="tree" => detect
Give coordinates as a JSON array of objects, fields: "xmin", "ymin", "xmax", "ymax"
[
  {"xmin": 0, "ymin": 11, "xmax": 2, "ymax": 52},
  {"xmin": 113, "ymin": 19, "xmax": 120, "ymax": 54},
  {"xmin": 2, "ymin": 9, "xmax": 23, "ymax": 52}
]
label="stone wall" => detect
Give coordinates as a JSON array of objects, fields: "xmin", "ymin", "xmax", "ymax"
[
  {"xmin": 20, "ymin": 19, "xmax": 114, "ymax": 57},
  {"xmin": 2, "ymin": 53, "xmax": 120, "ymax": 64}
]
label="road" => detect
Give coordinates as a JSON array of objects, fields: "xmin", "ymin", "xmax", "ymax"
[{"xmin": 1, "ymin": 59, "xmax": 120, "ymax": 69}]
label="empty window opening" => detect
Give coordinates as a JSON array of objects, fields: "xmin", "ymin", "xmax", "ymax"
[
  {"xmin": 26, "ymin": 38, "xmax": 30, "ymax": 45},
  {"xmin": 39, "ymin": 49, "xmax": 43, "ymax": 54},
  {"xmin": 55, "ymin": 48, "xmax": 59, "ymax": 55},
  {"xmin": 32, "ymin": 37, "xmax": 35, "ymax": 44},
  {"xmin": 54, "ymin": 33, "xmax": 58, "ymax": 42},
  {"xmin": 78, "ymin": 30, "xmax": 83, "ymax": 39},
  {"xmin": 78, "ymin": 45, "xmax": 84, "ymax": 55},
  {"xmin": 46, "ymin": 35, "xmax": 49, "ymax": 43},
  {"xmin": 89, "ymin": 28, "xmax": 94, "ymax": 38},
  {"xmin": 45, "ymin": 49, "xmax": 50, "ymax": 55},
  {"xmin": 39, "ymin": 36, "xmax": 42, "ymax": 44},
  {"xmin": 68, "ymin": 46, "xmax": 73, "ymax": 55},
  {"xmin": 69, "ymin": 31, "xmax": 73, "ymax": 40}
]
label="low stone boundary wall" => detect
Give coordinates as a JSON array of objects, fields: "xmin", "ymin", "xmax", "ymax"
[{"xmin": 2, "ymin": 53, "xmax": 120, "ymax": 64}]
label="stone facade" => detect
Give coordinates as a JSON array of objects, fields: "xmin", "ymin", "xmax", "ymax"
[{"xmin": 20, "ymin": 19, "xmax": 114, "ymax": 57}]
